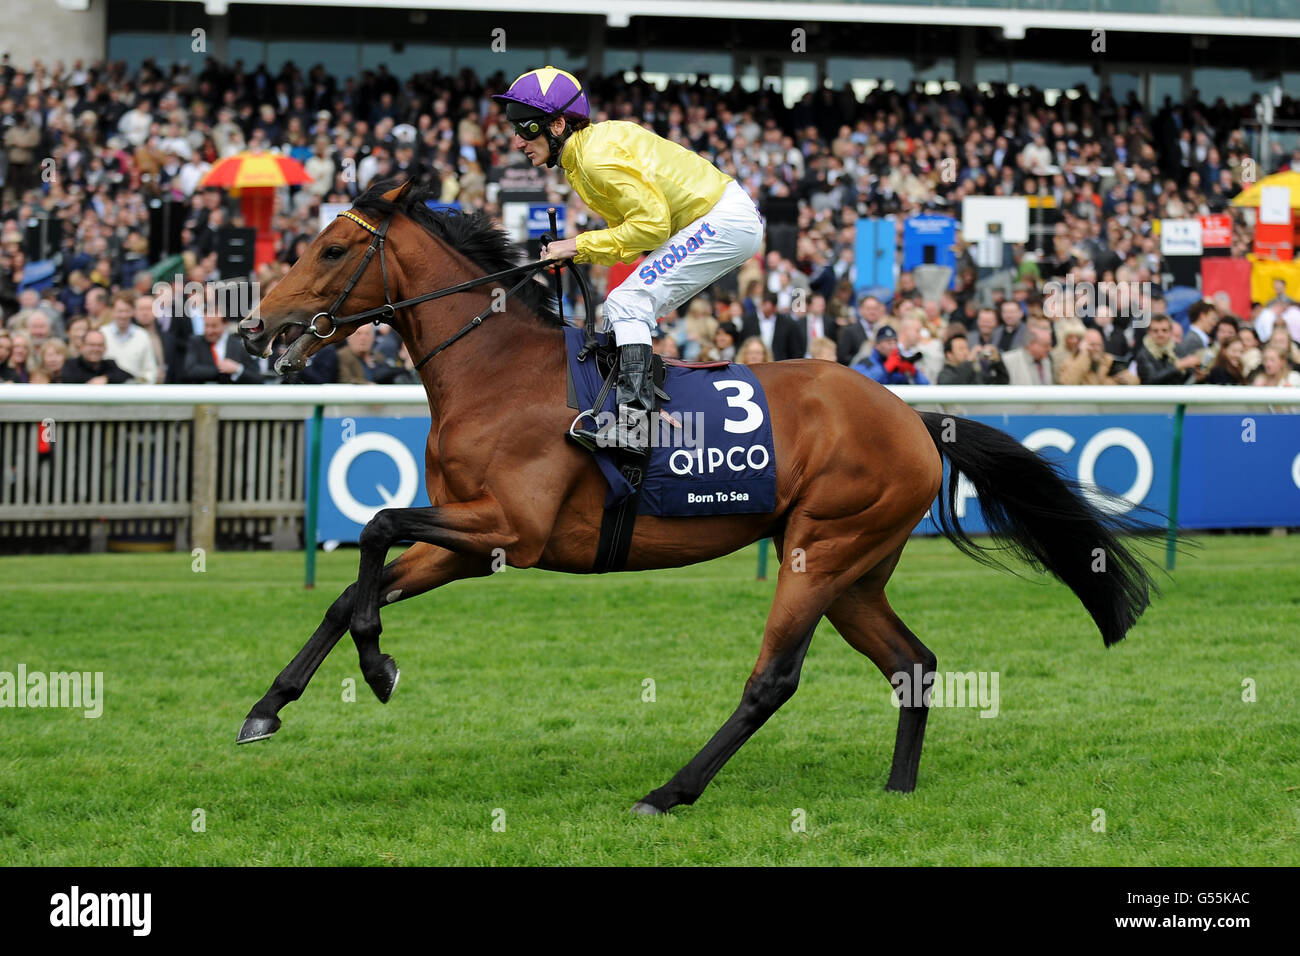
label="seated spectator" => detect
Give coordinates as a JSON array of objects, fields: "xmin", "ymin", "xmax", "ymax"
[
  {"xmin": 652, "ymin": 331, "xmax": 681, "ymax": 361},
  {"xmin": 65, "ymin": 316, "xmax": 90, "ymax": 359},
  {"xmin": 0, "ymin": 332, "xmax": 10, "ymax": 374},
  {"xmin": 966, "ymin": 307, "xmax": 1000, "ymax": 353},
  {"xmin": 183, "ymin": 313, "xmax": 263, "ymax": 384},
  {"xmin": 102, "ymin": 290, "xmax": 159, "ymax": 384},
  {"xmin": 1051, "ymin": 318, "xmax": 1087, "ymax": 373},
  {"xmin": 133, "ymin": 293, "xmax": 168, "ymax": 383},
  {"xmin": 808, "ymin": 337, "xmax": 838, "ymax": 362},
  {"xmin": 1250, "ymin": 347, "xmax": 1300, "ymax": 387},
  {"xmin": 1136, "ymin": 314, "xmax": 1200, "ymax": 384},
  {"xmin": 1059, "ymin": 328, "xmax": 1138, "ymax": 385},
  {"xmin": 28, "ymin": 339, "xmax": 68, "ymax": 384},
  {"xmin": 1, "ymin": 331, "xmax": 32, "ymax": 383},
  {"xmin": 852, "ymin": 325, "xmax": 930, "ymax": 384},
  {"xmin": 678, "ymin": 299, "xmax": 717, "ymax": 362},
  {"xmin": 60, "ymin": 328, "xmax": 130, "ymax": 384},
  {"xmin": 1237, "ymin": 326, "xmax": 1263, "ymax": 378},
  {"xmin": 1266, "ymin": 326, "xmax": 1300, "ymax": 370},
  {"xmin": 1002, "ymin": 326, "xmax": 1057, "ymax": 386},
  {"xmin": 996, "ymin": 300, "xmax": 1028, "ymax": 352},
  {"xmin": 736, "ymin": 335, "xmax": 773, "ymax": 366},
  {"xmin": 337, "ymin": 323, "xmax": 381, "ymax": 384},
  {"xmin": 1213, "ymin": 316, "xmax": 1239, "ymax": 351},
  {"xmin": 899, "ymin": 313, "xmax": 943, "ymax": 382},
  {"xmin": 938, "ymin": 334, "xmax": 1009, "ymax": 385},
  {"xmin": 1206, "ymin": 335, "xmax": 1247, "ymax": 385},
  {"xmin": 711, "ymin": 321, "xmax": 738, "ymax": 363}
]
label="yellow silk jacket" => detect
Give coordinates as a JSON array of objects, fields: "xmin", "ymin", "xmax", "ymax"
[{"xmin": 560, "ymin": 120, "xmax": 732, "ymax": 265}]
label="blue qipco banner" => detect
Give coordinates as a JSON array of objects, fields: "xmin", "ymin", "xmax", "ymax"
[
  {"xmin": 914, "ymin": 413, "xmax": 1300, "ymax": 535},
  {"xmin": 309, "ymin": 414, "xmax": 1300, "ymax": 543}
]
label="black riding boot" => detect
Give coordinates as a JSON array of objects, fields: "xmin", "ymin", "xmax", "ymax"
[{"xmin": 571, "ymin": 343, "xmax": 654, "ymax": 456}]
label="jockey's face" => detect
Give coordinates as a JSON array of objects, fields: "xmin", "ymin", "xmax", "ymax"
[{"xmin": 512, "ymin": 116, "xmax": 564, "ymax": 168}]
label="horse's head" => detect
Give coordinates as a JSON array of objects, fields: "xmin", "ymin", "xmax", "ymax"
[{"xmin": 239, "ymin": 179, "xmax": 413, "ymax": 374}]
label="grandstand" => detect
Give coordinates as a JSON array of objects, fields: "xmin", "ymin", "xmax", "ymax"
[{"xmin": 2, "ymin": 0, "xmax": 1300, "ymax": 551}]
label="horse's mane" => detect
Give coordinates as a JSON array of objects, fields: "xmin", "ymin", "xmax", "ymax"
[{"xmin": 350, "ymin": 177, "xmax": 562, "ymax": 327}]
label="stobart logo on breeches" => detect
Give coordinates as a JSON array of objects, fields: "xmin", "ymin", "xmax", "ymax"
[{"xmin": 638, "ymin": 224, "xmax": 717, "ymax": 286}]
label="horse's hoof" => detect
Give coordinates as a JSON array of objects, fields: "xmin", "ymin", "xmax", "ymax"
[
  {"xmin": 236, "ymin": 714, "xmax": 281, "ymax": 744},
  {"xmin": 366, "ymin": 655, "xmax": 400, "ymax": 703},
  {"xmin": 630, "ymin": 801, "xmax": 665, "ymax": 816}
]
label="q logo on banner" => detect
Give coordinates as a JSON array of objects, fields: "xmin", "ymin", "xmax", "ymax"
[{"xmin": 327, "ymin": 432, "xmax": 420, "ymax": 526}]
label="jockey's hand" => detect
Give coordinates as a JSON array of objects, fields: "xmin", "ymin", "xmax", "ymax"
[{"xmin": 542, "ymin": 237, "xmax": 578, "ymax": 261}]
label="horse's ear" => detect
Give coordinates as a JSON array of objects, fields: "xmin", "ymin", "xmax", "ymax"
[{"xmin": 381, "ymin": 179, "xmax": 414, "ymax": 204}]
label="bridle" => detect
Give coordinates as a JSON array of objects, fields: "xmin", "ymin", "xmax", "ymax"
[{"xmin": 306, "ymin": 206, "xmax": 579, "ymax": 370}]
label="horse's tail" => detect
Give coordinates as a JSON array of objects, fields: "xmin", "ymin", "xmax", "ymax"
[{"xmin": 918, "ymin": 411, "xmax": 1156, "ymax": 647}]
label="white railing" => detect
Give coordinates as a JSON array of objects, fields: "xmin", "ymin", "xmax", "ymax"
[{"xmin": 2, "ymin": 384, "xmax": 1298, "ymax": 575}]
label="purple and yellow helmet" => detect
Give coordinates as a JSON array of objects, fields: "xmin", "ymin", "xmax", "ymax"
[{"xmin": 493, "ymin": 66, "xmax": 590, "ymax": 135}]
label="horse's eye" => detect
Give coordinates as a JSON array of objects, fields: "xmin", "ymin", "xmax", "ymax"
[{"xmin": 323, "ymin": 245, "xmax": 345, "ymax": 260}]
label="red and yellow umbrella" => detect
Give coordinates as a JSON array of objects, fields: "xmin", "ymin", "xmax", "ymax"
[
  {"xmin": 198, "ymin": 150, "xmax": 314, "ymax": 271},
  {"xmin": 199, "ymin": 149, "xmax": 313, "ymax": 190}
]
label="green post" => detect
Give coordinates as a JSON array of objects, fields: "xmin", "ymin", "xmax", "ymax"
[
  {"xmin": 304, "ymin": 404, "xmax": 324, "ymax": 589},
  {"xmin": 1165, "ymin": 403, "xmax": 1186, "ymax": 571},
  {"xmin": 756, "ymin": 538, "xmax": 769, "ymax": 580}
]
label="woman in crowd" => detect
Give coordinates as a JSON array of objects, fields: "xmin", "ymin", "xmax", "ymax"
[
  {"xmin": 1249, "ymin": 347, "xmax": 1300, "ymax": 387},
  {"xmin": 1266, "ymin": 325, "xmax": 1300, "ymax": 370},
  {"xmin": 1206, "ymin": 335, "xmax": 1247, "ymax": 385},
  {"xmin": 711, "ymin": 321, "xmax": 739, "ymax": 363},
  {"xmin": 28, "ymin": 339, "xmax": 69, "ymax": 384},
  {"xmin": 736, "ymin": 336, "xmax": 772, "ymax": 366},
  {"xmin": 1, "ymin": 331, "xmax": 32, "ymax": 382},
  {"xmin": 1059, "ymin": 327, "xmax": 1137, "ymax": 385},
  {"xmin": 1237, "ymin": 326, "xmax": 1263, "ymax": 378},
  {"xmin": 1051, "ymin": 318, "xmax": 1087, "ymax": 377},
  {"xmin": 677, "ymin": 299, "xmax": 717, "ymax": 362},
  {"xmin": 65, "ymin": 316, "xmax": 90, "ymax": 359}
]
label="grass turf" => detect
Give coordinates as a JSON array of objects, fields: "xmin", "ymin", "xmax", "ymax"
[{"xmin": 0, "ymin": 535, "xmax": 1296, "ymax": 866}]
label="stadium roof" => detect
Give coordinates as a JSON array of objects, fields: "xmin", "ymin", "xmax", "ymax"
[{"xmin": 166, "ymin": 0, "xmax": 1300, "ymax": 39}]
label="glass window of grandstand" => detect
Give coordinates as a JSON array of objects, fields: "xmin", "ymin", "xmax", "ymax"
[
  {"xmin": 358, "ymin": 42, "xmax": 452, "ymax": 77},
  {"xmin": 826, "ymin": 56, "xmax": 914, "ymax": 99},
  {"xmin": 268, "ymin": 40, "xmax": 359, "ymax": 79},
  {"xmin": 635, "ymin": 51, "xmax": 736, "ymax": 92},
  {"xmin": 107, "ymin": 33, "xmax": 188, "ymax": 70},
  {"xmin": 914, "ymin": 59, "xmax": 956, "ymax": 94}
]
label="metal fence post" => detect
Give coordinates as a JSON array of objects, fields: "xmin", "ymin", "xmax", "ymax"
[
  {"xmin": 304, "ymin": 404, "xmax": 324, "ymax": 589},
  {"xmin": 191, "ymin": 404, "xmax": 218, "ymax": 554},
  {"xmin": 1165, "ymin": 403, "xmax": 1186, "ymax": 571}
]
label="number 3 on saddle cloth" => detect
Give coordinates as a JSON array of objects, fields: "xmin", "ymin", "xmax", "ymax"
[{"xmin": 562, "ymin": 327, "xmax": 776, "ymax": 570}]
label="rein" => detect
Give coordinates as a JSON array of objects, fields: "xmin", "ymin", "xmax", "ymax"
[{"xmin": 311, "ymin": 206, "xmax": 592, "ymax": 369}]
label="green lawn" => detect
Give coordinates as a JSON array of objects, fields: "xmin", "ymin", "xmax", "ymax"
[{"xmin": 0, "ymin": 535, "xmax": 1296, "ymax": 866}]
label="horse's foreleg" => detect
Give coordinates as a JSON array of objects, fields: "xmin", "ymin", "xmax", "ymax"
[
  {"xmin": 350, "ymin": 542, "xmax": 492, "ymax": 702},
  {"xmin": 350, "ymin": 501, "xmax": 514, "ymax": 694},
  {"xmin": 237, "ymin": 581, "xmax": 358, "ymax": 743}
]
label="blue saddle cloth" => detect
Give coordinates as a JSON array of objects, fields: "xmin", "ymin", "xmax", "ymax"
[{"xmin": 564, "ymin": 327, "xmax": 776, "ymax": 516}]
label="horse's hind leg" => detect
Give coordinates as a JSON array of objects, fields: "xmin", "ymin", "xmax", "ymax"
[
  {"xmin": 633, "ymin": 531, "xmax": 854, "ymax": 814},
  {"xmin": 824, "ymin": 546, "xmax": 937, "ymax": 793}
]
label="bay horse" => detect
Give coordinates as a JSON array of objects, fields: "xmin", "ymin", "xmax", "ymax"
[{"xmin": 236, "ymin": 179, "xmax": 1154, "ymax": 814}]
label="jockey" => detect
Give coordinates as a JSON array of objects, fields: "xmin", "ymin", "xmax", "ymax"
[{"xmin": 493, "ymin": 66, "xmax": 765, "ymax": 456}]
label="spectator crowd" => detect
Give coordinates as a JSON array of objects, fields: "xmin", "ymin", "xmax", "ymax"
[{"xmin": 3, "ymin": 51, "xmax": 1300, "ymax": 389}]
